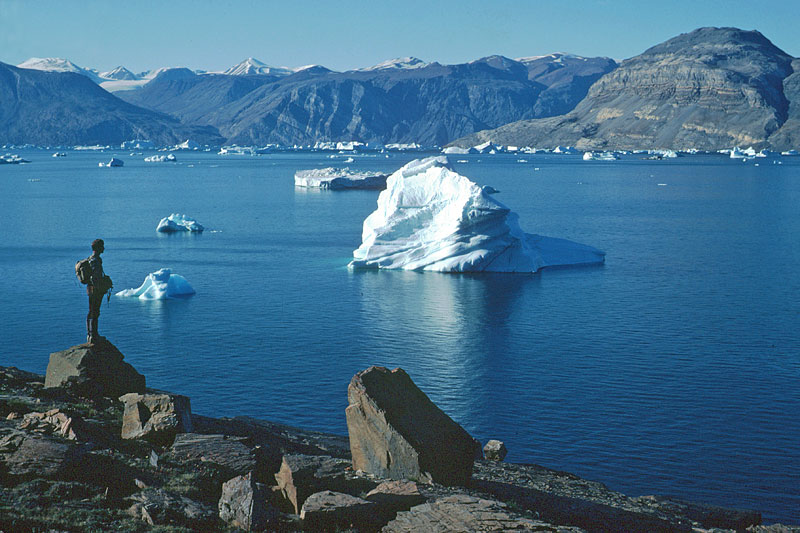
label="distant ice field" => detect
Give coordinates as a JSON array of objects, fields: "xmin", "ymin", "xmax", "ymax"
[{"xmin": 1, "ymin": 150, "xmax": 798, "ymax": 523}]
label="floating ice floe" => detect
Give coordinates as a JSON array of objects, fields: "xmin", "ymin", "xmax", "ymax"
[
  {"xmin": 0, "ymin": 154, "xmax": 31, "ymax": 164},
  {"xmin": 115, "ymin": 268, "xmax": 195, "ymax": 300},
  {"xmin": 294, "ymin": 167, "xmax": 388, "ymax": 190},
  {"xmin": 156, "ymin": 213, "xmax": 204, "ymax": 233},
  {"xmin": 441, "ymin": 146, "xmax": 474, "ymax": 155},
  {"xmin": 144, "ymin": 154, "xmax": 177, "ymax": 162},
  {"xmin": 582, "ymin": 151, "xmax": 619, "ymax": 161},
  {"xmin": 349, "ymin": 156, "xmax": 605, "ymax": 272},
  {"xmin": 99, "ymin": 157, "xmax": 124, "ymax": 167}
]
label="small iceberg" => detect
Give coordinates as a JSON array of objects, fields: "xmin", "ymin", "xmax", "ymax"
[
  {"xmin": 294, "ymin": 167, "xmax": 388, "ymax": 190},
  {"xmin": 781, "ymin": 149, "xmax": 799, "ymax": 156},
  {"xmin": 52, "ymin": 152, "xmax": 67, "ymax": 157},
  {"xmin": 115, "ymin": 268, "xmax": 195, "ymax": 300},
  {"xmin": 99, "ymin": 157, "xmax": 124, "ymax": 167},
  {"xmin": 349, "ymin": 156, "xmax": 605, "ymax": 273},
  {"xmin": 1, "ymin": 154, "xmax": 31, "ymax": 164},
  {"xmin": 156, "ymin": 213, "xmax": 204, "ymax": 233},
  {"xmin": 144, "ymin": 153, "xmax": 177, "ymax": 162},
  {"xmin": 582, "ymin": 151, "xmax": 619, "ymax": 161}
]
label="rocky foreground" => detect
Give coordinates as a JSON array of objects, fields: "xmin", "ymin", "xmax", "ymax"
[{"xmin": 1, "ymin": 341, "xmax": 797, "ymax": 532}]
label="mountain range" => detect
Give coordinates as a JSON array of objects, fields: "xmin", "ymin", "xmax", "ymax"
[
  {"xmin": 3, "ymin": 27, "xmax": 799, "ymax": 150},
  {"xmin": 453, "ymin": 28, "xmax": 800, "ymax": 151}
]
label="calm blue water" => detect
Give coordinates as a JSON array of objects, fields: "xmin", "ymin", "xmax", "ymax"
[{"xmin": 1, "ymin": 149, "xmax": 799, "ymax": 523}]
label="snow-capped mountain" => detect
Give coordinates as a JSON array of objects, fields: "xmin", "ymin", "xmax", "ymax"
[
  {"xmin": 100, "ymin": 66, "xmax": 139, "ymax": 80},
  {"xmin": 360, "ymin": 57, "xmax": 429, "ymax": 71},
  {"xmin": 17, "ymin": 57, "xmax": 103, "ymax": 83},
  {"xmin": 223, "ymin": 58, "xmax": 293, "ymax": 76}
]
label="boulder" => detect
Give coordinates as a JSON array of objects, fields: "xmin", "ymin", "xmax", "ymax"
[
  {"xmin": 274, "ymin": 454, "xmax": 375, "ymax": 514},
  {"xmin": 128, "ymin": 487, "xmax": 216, "ymax": 528},
  {"xmin": 345, "ymin": 366, "xmax": 476, "ymax": 486},
  {"xmin": 300, "ymin": 490, "xmax": 378, "ymax": 532},
  {"xmin": 483, "ymin": 440, "xmax": 508, "ymax": 461},
  {"xmin": 45, "ymin": 340, "xmax": 145, "ymax": 398},
  {"xmin": 119, "ymin": 392, "xmax": 192, "ymax": 445},
  {"xmin": 382, "ymin": 494, "xmax": 584, "ymax": 532},
  {"xmin": 218, "ymin": 472, "xmax": 276, "ymax": 531}
]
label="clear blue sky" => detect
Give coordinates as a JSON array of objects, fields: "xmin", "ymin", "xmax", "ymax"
[{"xmin": 2, "ymin": 0, "xmax": 798, "ymax": 73}]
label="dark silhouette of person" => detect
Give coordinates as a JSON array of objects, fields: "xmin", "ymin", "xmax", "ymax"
[{"xmin": 86, "ymin": 239, "xmax": 109, "ymax": 343}]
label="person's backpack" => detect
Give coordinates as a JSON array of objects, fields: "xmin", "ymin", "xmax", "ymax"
[{"xmin": 75, "ymin": 257, "xmax": 92, "ymax": 284}]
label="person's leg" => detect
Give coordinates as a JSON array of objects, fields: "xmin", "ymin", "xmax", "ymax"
[{"xmin": 87, "ymin": 293, "xmax": 102, "ymax": 343}]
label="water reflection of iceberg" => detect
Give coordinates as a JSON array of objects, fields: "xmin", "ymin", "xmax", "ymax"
[{"xmin": 351, "ymin": 268, "xmax": 534, "ymax": 432}]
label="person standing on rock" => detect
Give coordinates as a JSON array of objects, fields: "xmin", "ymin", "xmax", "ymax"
[{"xmin": 86, "ymin": 239, "xmax": 112, "ymax": 344}]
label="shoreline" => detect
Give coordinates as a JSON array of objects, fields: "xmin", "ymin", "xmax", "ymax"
[{"xmin": 2, "ymin": 346, "xmax": 798, "ymax": 531}]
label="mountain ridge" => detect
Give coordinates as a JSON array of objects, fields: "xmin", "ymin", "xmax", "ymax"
[{"xmin": 451, "ymin": 27, "xmax": 799, "ymax": 151}]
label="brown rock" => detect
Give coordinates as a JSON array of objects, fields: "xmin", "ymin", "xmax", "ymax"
[
  {"xmin": 300, "ymin": 490, "xmax": 378, "ymax": 532},
  {"xmin": 345, "ymin": 366, "xmax": 475, "ymax": 486},
  {"xmin": 119, "ymin": 392, "xmax": 192, "ymax": 445},
  {"xmin": 45, "ymin": 340, "xmax": 145, "ymax": 398},
  {"xmin": 483, "ymin": 439, "xmax": 508, "ymax": 461},
  {"xmin": 218, "ymin": 472, "xmax": 276, "ymax": 531},
  {"xmin": 274, "ymin": 453, "xmax": 375, "ymax": 514}
]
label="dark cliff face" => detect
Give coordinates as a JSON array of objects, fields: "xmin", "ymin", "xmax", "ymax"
[
  {"xmin": 0, "ymin": 62, "xmax": 222, "ymax": 146},
  {"xmin": 118, "ymin": 55, "xmax": 616, "ymax": 146},
  {"xmin": 455, "ymin": 27, "xmax": 798, "ymax": 151}
]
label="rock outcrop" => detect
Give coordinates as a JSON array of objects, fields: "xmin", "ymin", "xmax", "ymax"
[
  {"xmin": 45, "ymin": 339, "xmax": 145, "ymax": 398},
  {"xmin": 345, "ymin": 366, "xmax": 476, "ymax": 486},
  {"xmin": 0, "ymin": 364, "xmax": 791, "ymax": 532}
]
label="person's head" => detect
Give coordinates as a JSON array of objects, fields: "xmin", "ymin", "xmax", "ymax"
[{"xmin": 91, "ymin": 239, "xmax": 105, "ymax": 254}]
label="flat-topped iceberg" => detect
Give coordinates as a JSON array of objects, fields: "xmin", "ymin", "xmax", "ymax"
[
  {"xmin": 294, "ymin": 167, "xmax": 388, "ymax": 190},
  {"xmin": 349, "ymin": 157, "xmax": 605, "ymax": 273},
  {"xmin": 116, "ymin": 268, "xmax": 195, "ymax": 300},
  {"xmin": 156, "ymin": 213, "xmax": 204, "ymax": 233}
]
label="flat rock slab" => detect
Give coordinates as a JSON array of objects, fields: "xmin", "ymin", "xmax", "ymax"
[
  {"xmin": 167, "ymin": 433, "xmax": 261, "ymax": 478},
  {"xmin": 0, "ymin": 423, "xmax": 88, "ymax": 478},
  {"xmin": 45, "ymin": 340, "xmax": 145, "ymax": 398},
  {"xmin": 346, "ymin": 366, "xmax": 475, "ymax": 486},
  {"xmin": 382, "ymin": 494, "xmax": 586, "ymax": 532}
]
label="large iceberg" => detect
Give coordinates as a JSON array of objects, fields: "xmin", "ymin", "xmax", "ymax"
[
  {"xmin": 349, "ymin": 157, "xmax": 605, "ymax": 273},
  {"xmin": 115, "ymin": 268, "xmax": 195, "ymax": 300},
  {"xmin": 294, "ymin": 167, "xmax": 388, "ymax": 190},
  {"xmin": 157, "ymin": 213, "xmax": 204, "ymax": 233}
]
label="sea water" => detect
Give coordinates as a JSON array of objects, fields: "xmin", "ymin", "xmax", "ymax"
[{"xmin": 1, "ymin": 149, "xmax": 798, "ymax": 523}]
